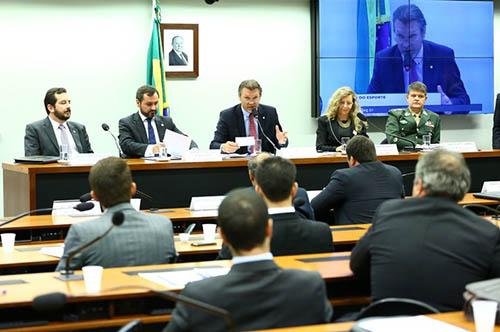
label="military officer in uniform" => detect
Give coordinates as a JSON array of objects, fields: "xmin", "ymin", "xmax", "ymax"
[{"xmin": 385, "ymin": 81, "xmax": 440, "ymax": 150}]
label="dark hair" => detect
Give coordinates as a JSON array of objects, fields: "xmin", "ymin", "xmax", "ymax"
[
  {"xmin": 44, "ymin": 87, "xmax": 67, "ymax": 114},
  {"xmin": 217, "ymin": 188, "xmax": 269, "ymax": 251},
  {"xmin": 346, "ymin": 136, "xmax": 377, "ymax": 163},
  {"xmin": 89, "ymin": 157, "xmax": 132, "ymax": 208},
  {"xmin": 415, "ymin": 149, "xmax": 470, "ymax": 201},
  {"xmin": 393, "ymin": 4, "xmax": 427, "ymax": 34},
  {"xmin": 255, "ymin": 156, "xmax": 296, "ymax": 202},
  {"xmin": 407, "ymin": 81, "xmax": 428, "ymax": 95},
  {"xmin": 136, "ymin": 85, "xmax": 158, "ymax": 102},
  {"xmin": 238, "ymin": 79, "xmax": 262, "ymax": 96}
]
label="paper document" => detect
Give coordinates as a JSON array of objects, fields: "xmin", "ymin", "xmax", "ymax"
[
  {"xmin": 356, "ymin": 315, "xmax": 468, "ymax": 332},
  {"xmin": 40, "ymin": 245, "xmax": 64, "ymax": 258},
  {"xmin": 190, "ymin": 196, "xmax": 225, "ymax": 211},
  {"xmin": 163, "ymin": 129, "xmax": 192, "ymax": 157},
  {"xmin": 52, "ymin": 200, "xmax": 103, "ymax": 217},
  {"xmin": 139, "ymin": 267, "xmax": 230, "ymax": 288},
  {"xmin": 235, "ymin": 136, "xmax": 255, "ymax": 147}
]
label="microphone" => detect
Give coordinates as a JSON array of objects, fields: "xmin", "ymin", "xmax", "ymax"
[
  {"xmin": 293, "ymin": 197, "xmax": 306, "ymax": 208},
  {"xmin": 0, "ymin": 203, "xmax": 95, "ymax": 227},
  {"xmin": 251, "ymin": 108, "xmax": 279, "ymax": 154},
  {"xmin": 79, "ymin": 192, "xmax": 92, "ymax": 203},
  {"xmin": 101, "ymin": 123, "xmax": 125, "ymax": 158},
  {"xmin": 58, "ymin": 211, "xmax": 125, "ymax": 279},
  {"xmin": 356, "ymin": 113, "xmax": 421, "ymax": 152}
]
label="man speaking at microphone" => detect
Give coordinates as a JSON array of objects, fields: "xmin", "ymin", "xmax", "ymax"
[
  {"xmin": 119, "ymin": 85, "xmax": 198, "ymax": 158},
  {"xmin": 56, "ymin": 157, "xmax": 176, "ymax": 271},
  {"xmin": 210, "ymin": 79, "xmax": 288, "ymax": 154}
]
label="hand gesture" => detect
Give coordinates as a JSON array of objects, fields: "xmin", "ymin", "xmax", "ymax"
[
  {"xmin": 437, "ymin": 85, "xmax": 452, "ymax": 105},
  {"xmin": 275, "ymin": 125, "xmax": 288, "ymax": 145}
]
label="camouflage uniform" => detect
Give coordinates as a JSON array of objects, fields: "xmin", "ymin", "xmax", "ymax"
[{"xmin": 385, "ymin": 108, "xmax": 441, "ymax": 149}]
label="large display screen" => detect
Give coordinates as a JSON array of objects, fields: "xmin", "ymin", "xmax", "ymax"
[{"xmin": 315, "ymin": 0, "xmax": 494, "ymax": 117}]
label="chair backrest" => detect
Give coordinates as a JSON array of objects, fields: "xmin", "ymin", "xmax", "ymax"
[
  {"xmin": 380, "ymin": 138, "xmax": 388, "ymax": 144},
  {"xmin": 463, "ymin": 204, "xmax": 500, "ymax": 216},
  {"xmin": 356, "ymin": 298, "xmax": 439, "ymax": 320},
  {"xmin": 117, "ymin": 320, "xmax": 142, "ymax": 332}
]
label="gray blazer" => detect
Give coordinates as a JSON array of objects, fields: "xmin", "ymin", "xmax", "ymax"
[
  {"xmin": 56, "ymin": 202, "xmax": 176, "ymax": 271},
  {"xmin": 24, "ymin": 117, "xmax": 93, "ymax": 156},
  {"xmin": 164, "ymin": 260, "xmax": 333, "ymax": 331},
  {"xmin": 118, "ymin": 112, "xmax": 198, "ymax": 158}
]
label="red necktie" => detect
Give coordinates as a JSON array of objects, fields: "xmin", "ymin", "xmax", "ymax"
[
  {"xmin": 409, "ymin": 59, "xmax": 418, "ymax": 84},
  {"xmin": 248, "ymin": 113, "xmax": 257, "ymax": 153}
]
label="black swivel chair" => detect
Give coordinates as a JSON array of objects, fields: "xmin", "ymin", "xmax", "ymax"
[{"xmin": 355, "ymin": 298, "xmax": 439, "ymax": 320}]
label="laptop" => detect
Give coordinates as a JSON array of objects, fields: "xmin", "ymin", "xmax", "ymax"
[
  {"xmin": 14, "ymin": 156, "xmax": 60, "ymax": 164},
  {"xmin": 473, "ymin": 192, "xmax": 500, "ymax": 200}
]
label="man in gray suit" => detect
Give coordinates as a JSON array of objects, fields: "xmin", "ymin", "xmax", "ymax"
[
  {"xmin": 56, "ymin": 157, "xmax": 176, "ymax": 271},
  {"xmin": 24, "ymin": 87, "xmax": 93, "ymax": 156},
  {"xmin": 118, "ymin": 85, "xmax": 197, "ymax": 158},
  {"xmin": 165, "ymin": 188, "xmax": 333, "ymax": 332}
]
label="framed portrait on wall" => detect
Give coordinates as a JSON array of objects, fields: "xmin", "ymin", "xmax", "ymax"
[{"xmin": 160, "ymin": 23, "xmax": 199, "ymax": 78}]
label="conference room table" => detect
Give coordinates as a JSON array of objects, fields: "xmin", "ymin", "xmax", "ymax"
[
  {"xmin": 4, "ymin": 150, "xmax": 500, "ymax": 216},
  {"xmin": 0, "ymin": 252, "xmax": 356, "ymax": 331}
]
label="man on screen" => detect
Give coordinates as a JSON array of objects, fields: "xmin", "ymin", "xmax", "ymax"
[{"xmin": 367, "ymin": 4, "xmax": 470, "ymax": 105}]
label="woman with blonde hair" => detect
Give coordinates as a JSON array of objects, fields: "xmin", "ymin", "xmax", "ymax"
[{"xmin": 316, "ymin": 86, "xmax": 367, "ymax": 152}]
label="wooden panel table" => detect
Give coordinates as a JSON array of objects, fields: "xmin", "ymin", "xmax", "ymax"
[
  {"xmin": 5, "ymin": 150, "xmax": 500, "ymax": 216},
  {"xmin": 0, "ymin": 252, "xmax": 355, "ymax": 331}
]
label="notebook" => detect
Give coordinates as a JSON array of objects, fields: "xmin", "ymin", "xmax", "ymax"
[
  {"xmin": 14, "ymin": 156, "xmax": 59, "ymax": 164},
  {"xmin": 473, "ymin": 192, "xmax": 500, "ymax": 200}
]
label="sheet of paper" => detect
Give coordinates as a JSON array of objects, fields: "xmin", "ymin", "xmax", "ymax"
[
  {"xmin": 139, "ymin": 267, "xmax": 230, "ymax": 288},
  {"xmin": 163, "ymin": 129, "xmax": 192, "ymax": 157},
  {"xmin": 190, "ymin": 196, "xmax": 226, "ymax": 211},
  {"xmin": 375, "ymin": 144, "xmax": 399, "ymax": 156},
  {"xmin": 357, "ymin": 315, "xmax": 469, "ymax": 332},
  {"xmin": 235, "ymin": 136, "xmax": 255, "ymax": 147},
  {"xmin": 307, "ymin": 190, "xmax": 322, "ymax": 201},
  {"xmin": 40, "ymin": 245, "xmax": 64, "ymax": 258},
  {"xmin": 52, "ymin": 200, "xmax": 103, "ymax": 217}
]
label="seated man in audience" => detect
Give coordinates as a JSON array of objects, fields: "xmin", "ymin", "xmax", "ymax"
[
  {"xmin": 311, "ymin": 136, "xmax": 404, "ymax": 225},
  {"xmin": 248, "ymin": 152, "xmax": 314, "ymax": 220},
  {"xmin": 165, "ymin": 188, "xmax": 333, "ymax": 331},
  {"xmin": 56, "ymin": 157, "xmax": 176, "ymax": 271},
  {"xmin": 350, "ymin": 149, "xmax": 500, "ymax": 311},
  {"xmin": 210, "ymin": 79, "xmax": 288, "ymax": 154},
  {"xmin": 118, "ymin": 85, "xmax": 197, "ymax": 158},
  {"xmin": 218, "ymin": 156, "xmax": 333, "ymax": 259},
  {"xmin": 25, "ymin": 87, "xmax": 93, "ymax": 156}
]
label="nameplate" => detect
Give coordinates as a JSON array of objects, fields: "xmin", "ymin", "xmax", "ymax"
[
  {"xmin": 298, "ymin": 255, "xmax": 350, "ymax": 263},
  {"xmin": 0, "ymin": 279, "xmax": 26, "ymax": 285},
  {"xmin": 277, "ymin": 147, "xmax": 323, "ymax": 159},
  {"xmin": 183, "ymin": 150, "xmax": 223, "ymax": 162},
  {"xmin": 437, "ymin": 142, "xmax": 478, "ymax": 153},
  {"xmin": 481, "ymin": 181, "xmax": 500, "ymax": 193},
  {"xmin": 358, "ymin": 93, "xmax": 440, "ymax": 106},
  {"xmin": 375, "ymin": 144, "xmax": 398, "ymax": 156},
  {"xmin": 189, "ymin": 196, "xmax": 225, "ymax": 211},
  {"xmin": 124, "ymin": 265, "xmax": 225, "ymax": 276}
]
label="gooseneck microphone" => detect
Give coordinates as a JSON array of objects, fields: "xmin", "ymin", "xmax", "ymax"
[
  {"xmin": 59, "ymin": 211, "xmax": 125, "ymax": 278},
  {"xmin": 251, "ymin": 108, "xmax": 279, "ymax": 153},
  {"xmin": 356, "ymin": 113, "xmax": 421, "ymax": 152},
  {"xmin": 0, "ymin": 203, "xmax": 95, "ymax": 227},
  {"xmin": 101, "ymin": 123, "xmax": 125, "ymax": 158}
]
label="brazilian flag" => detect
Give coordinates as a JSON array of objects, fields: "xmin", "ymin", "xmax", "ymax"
[{"xmin": 147, "ymin": 0, "xmax": 169, "ymax": 116}]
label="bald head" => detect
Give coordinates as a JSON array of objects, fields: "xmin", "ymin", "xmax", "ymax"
[{"xmin": 248, "ymin": 152, "xmax": 273, "ymax": 185}]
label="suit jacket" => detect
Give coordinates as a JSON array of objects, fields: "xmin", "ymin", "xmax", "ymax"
[
  {"xmin": 209, "ymin": 104, "xmax": 288, "ymax": 154},
  {"xmin": 295, "ymin": 187, "xmax": 315, "ymax": 220},
  {"xmin": 492, "ymin": 93, "xmax": 500, "ymax": 149},
  {"xmin": 218, "ymin": 212, "xmax": 334, "ymax": 259},
  {"xmin": 24, "ymin": 117, "xmax": 93, "ymax": 156},
  {"xmin": 55, "ymin": 202, "xmax": 176, "ymax": 271},
  {"xmin": 350, "ymin": 196, "xmax": 500, "ymax": 312},
  {"xmin": 311, "ymin": 161, "xmax": 404, "ymax": 225},
  {"xmin": 118, "ymin": 112, "xmax": 197, "ymax": 158},
  {"xmin": 164, "ymin": 260, "xmax": 333, "ymax": 332},
  {"xmin": 168, "ymin": 49, "xmax": 188, "ymax": 66},
  {"xmin": 385, "ymin": 108, "xmax": 441, "ymax": 149},
  {"xmin": 367, "ymin": 40, "xmax": 470, "ymax": 105},
  {"xmin": 316, "ymin": 115, "xmax": 367, "ymax": 152}
]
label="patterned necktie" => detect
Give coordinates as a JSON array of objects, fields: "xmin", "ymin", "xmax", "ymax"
[
  {"xmin": 248, "ymin": 113, "xmax": 257, "ymax": 154},
  {"xmin": 58, "ymin": 124, "xmax": 70, "ymax": 147},
  {"xmin": 409, "ymin": 59, "xmax": 418, "ymax": 84},
  {"xmin": 146, "ymin": 118, "xmax": 156, "ymax": 144}
]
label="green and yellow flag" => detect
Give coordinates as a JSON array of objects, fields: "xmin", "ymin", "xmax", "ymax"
[{"xmin": 146, "ymin": 0, "xmax": 169, "ymax": 116}]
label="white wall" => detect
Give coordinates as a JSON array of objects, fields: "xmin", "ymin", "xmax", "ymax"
[{"xmin": 0, "ymin": 0, "xmax": 498, "ymax": 216}]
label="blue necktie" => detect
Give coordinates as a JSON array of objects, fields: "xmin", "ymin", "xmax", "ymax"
[{"xmin": 146, "ymin": 118, "xmax": 156, "ymax": 144}]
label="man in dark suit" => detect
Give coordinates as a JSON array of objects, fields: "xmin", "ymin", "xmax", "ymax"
[
  {"xmin": 367, "ymin": 4, "xmax": 470, "ymax": 105},
  {"xmin": 165, "ymin": 188, "xmax": 333, "ymax": 332},
  {"xmin": 210, "ymin": 79, "xmax": 288, "ymax": 154},
  {"xmin": 118, "ymin": 85, "xmax": 197, "ymax": 158},
  {"xmin": 56, "ymin": 157, "xmax": 176, "ymax": 271},
  {"xmin": 218, "ymin": 156, "xmax": 333, "ymax": 259},
  {"xmin": 350, "ymin": 149, "xmax": 500, "ymax": 312},
  {"xmin": 24, "ymin": 87, "xmax": 93, "ymax": 156},
  {"xmin": 168, "ymin": 36, "xmax": 188, "ymax": 66},
  {"xmin": 248, "ymin": 152, "xmax": 314, "ymax": 220},
  {"xmin": 312, "ymin": 136, "xmax": 404, "ymax": 225}
]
